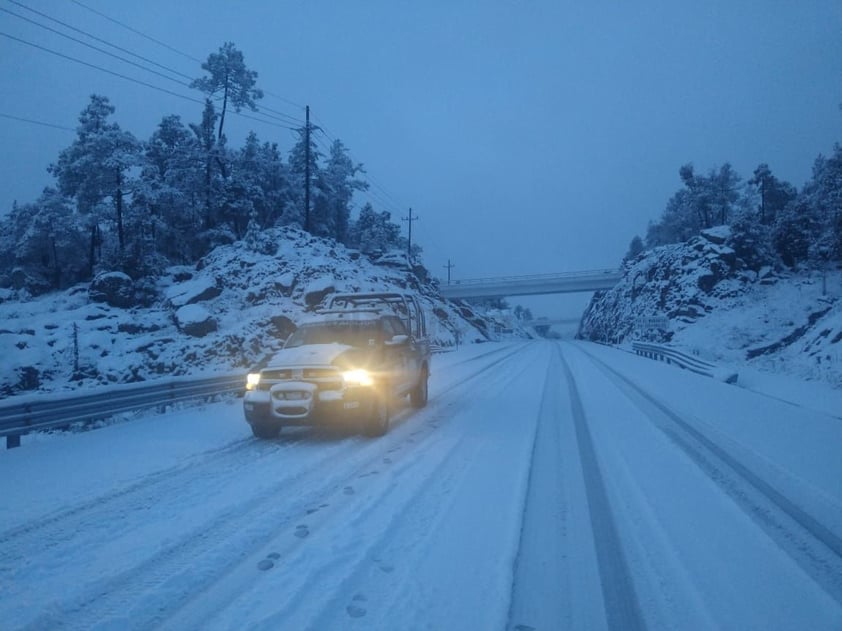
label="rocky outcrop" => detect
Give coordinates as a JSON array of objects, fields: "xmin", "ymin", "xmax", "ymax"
[{"xmin": 580, "ymin": 227, "xmax": 748, "ymax": 343}]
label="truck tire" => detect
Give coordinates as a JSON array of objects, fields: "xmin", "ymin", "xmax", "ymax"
[
  {"xmin": 364, "ymin": 392, "xmax": 390, "ymax": 437},
  {"xmin": 251, "ymin": 422, "xmax": 280, "ymax": 439},
  {"xmin": 410, "ymin": 365, "xmax": 429, "ymax": 408}
]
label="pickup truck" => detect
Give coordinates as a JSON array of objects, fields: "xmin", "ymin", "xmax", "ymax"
[{"xmin": 243, "ymin": 293, "xmax": 431, "ymax": 438}]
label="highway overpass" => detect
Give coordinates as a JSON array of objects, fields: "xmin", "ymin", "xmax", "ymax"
[{"xmin": 439, "ymin": 269, "xmax": 622, "ymax": 300}]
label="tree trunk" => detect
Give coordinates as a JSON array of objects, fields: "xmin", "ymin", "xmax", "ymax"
[
  {"xmin": 116, "ymin": 170, "xmax": 124, "ymax": 250},
  {"xmin": 51, "ymin": 236, "xmax": 60, "ymax": 289},
  {"xmin": 218, "ymin": 78, "xmax": 228, "ymax": 141},
  {"xmin": 759, "ymin": 178, "xmax": 767, "ymax": 224},
  {"xmin": 88, "ymin": 223, "xmax": 97, "ymax": 278},
  {"xmin": 204, "ymin": 157, "xmax": 213, "ymax": 229}
]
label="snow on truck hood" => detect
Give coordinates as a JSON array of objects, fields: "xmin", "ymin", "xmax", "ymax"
[{"xmin": 265, "ymin": 343, "xmax": 354, "ymax": 368}]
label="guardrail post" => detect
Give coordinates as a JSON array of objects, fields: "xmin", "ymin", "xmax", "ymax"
[{"xmin": 7, "ymin": 434, "xmax": 21, "ymax": 449}]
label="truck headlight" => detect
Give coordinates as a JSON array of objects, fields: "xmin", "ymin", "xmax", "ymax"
[
  {"xmin": 246, "ymin": 373, "xmax": 261, "ymax": 391},
  {"xmin": 342, "ymin": 369, "xmax": 373, "ymax": 387}
]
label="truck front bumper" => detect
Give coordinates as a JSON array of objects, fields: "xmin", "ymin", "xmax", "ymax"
[{"xmin": 243, "ymin": 381, "xmax": 369, "ymax": 427}]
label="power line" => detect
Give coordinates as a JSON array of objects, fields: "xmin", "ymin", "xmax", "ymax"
[
  {"xmin": 366, "ymin": 173, "xmax": 409, "ymax": 210},
  {"xmin": 7, "ymin": 0, "xmax": 193, "ymax": 81},
  {"xmin": 311, "ymin": 120, "xmax": 410, "ymax": 217},
  {"xmin": 0, "ymin": 31, "xmax": 205, "ymax": 104},
  {"xmin": 69, "ymin": 0, "xmax": 202, "ymax": 64},
  {"xmin": 312, "ymin": 123, "xmax": 409, "ymax": 211},
  {"xmin": 357, "ymin": 187, "xmax": 403, "ymax": 217},
  {"xmin": 6, "ymin": 3, "xmax": 304, "ymax": 130},
  {"xmin": 0, "ymin": 112, "xmax": 74, "ymax": 132},
  {"xmin": 263, "ymin": 88, "xmax": 306, "ymax": 111},
  {"xmin": 256, "ymin": 102, "xmax": 305, "ymax": 127},
  {"xmin": 312, "ymin": 114, "xmax": 339, "ymax": 143},
  {"xmin": 236, "ymin": 110, "xmax": 299, "ymax": 133},
  {"xmin": 61, "ymin": 0, "xmax": 306, "ymax": 126},
  {"xmin": 311, "ymin": 133, "xmax": 333, "ymax": 154},
  {"xmin": 0, "ymin": 31, "xmax": 299, "ymax": 134},
  {"xmin": 1, "ymin": 6, "xmax": 191, "ymax": 88},
  {"xmin": 208, "ymin": 92, "xmax": 303, "ymax": 129}
]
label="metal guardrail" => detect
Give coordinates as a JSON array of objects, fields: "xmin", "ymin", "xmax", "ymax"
[
  {"xmin": 0, "ymin": 374, "xmax": 246, "ymax": 449},
  {"xmin": 632, "ymin": 342, "xmax": 738, "ymax": 384}
]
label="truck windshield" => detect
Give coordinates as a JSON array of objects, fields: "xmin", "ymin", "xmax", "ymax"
[{"xmin": 285, "ymin": 321, "xmax": 382, "ymax": 348}]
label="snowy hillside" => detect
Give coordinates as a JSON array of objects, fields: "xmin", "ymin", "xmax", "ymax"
[
  {"xmin": 0, "ymin": 227, "xmax": 502, "ymax": 397},
  {"xmin": 579, "ymin": 227, "xmax": 842, "ymax": 386}
]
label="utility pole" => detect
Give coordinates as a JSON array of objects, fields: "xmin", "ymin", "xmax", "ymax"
[
  {"xmin": 402, "ymin": 207, "xmax": 418, "ymax": 261},
  {"xmin": 304, "ymin": 105, "xmax": 311, "ymax": 233},
  {"xmin": 444, "ymin": 259, "xmax": 455, "ymax": 284}
]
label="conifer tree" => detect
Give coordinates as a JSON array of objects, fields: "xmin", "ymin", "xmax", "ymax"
[
  {"xmin": 191, "ymin": 42, "xmax": 263, "ymax": 141},
  {"xmin": 48, "ymin": 95, "xmax": 140, "ymax": 272}
]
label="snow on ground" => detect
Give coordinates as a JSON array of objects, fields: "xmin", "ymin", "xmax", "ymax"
[
  {"xmin": 1, "ymin": 341, "xmax": 841, "ymax": 630},
  {"xmin": 671, "ymin": 269, "xmax": 842, "ymax": 386}
]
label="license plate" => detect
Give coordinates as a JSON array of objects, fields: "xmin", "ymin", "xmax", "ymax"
[{"xmin": 285, "ymin": 391, "xmax": 305, "ymax": 400}]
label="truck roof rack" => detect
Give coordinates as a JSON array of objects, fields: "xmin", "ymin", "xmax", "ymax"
[{"xmin": 324, "ymin": 292, "xmax": 427, "ymax": 339}]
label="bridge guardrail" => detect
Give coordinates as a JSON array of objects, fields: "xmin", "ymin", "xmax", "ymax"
[
  {"xmin": 0, "ymin": 373, "xmax": 246, "ymax": 449},
  {"xmin": 443, "ymin": 268, "xmax": 620, "ymax": 286},
  {"xmin": 632, "ymin": 342, "xmax": 738, "ymax": 384}
]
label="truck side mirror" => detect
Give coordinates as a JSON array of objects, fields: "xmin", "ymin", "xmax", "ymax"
[{"xmin": 385, "ymin": 334, "xmax": 409, "ymax": 346}]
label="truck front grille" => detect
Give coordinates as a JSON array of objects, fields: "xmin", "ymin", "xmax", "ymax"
[{"xmin": 258, "ymin": 367, "xmax": 343, "ymax": 391}]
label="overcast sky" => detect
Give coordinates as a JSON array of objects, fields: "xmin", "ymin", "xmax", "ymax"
[{"xmin": 1, "ymin": 1, "xmax": 841, "ymax": 317}]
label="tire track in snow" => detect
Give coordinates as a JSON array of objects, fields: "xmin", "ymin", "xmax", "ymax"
[
  {"xmin": 580, "ymin": 345, "xmax": 842, "ymax": 607},
  {"xmin": 507, "ymin": 342, "xmax": 649, "ymax": 631},
  {"xmin": 558, "ymin": 347, "xmax": 647, "ymax": 631},
  {"xmin": 16, "ymin": 344, "xmax": 530, "ymax": 631},
  {"xmin": 505, "ymin": 345, "xmax": 575, "ymax": 630}
]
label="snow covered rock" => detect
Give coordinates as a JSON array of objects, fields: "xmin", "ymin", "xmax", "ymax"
[
  {"xmin": 11, "ymin": 267, "xmax": 53, "ymax": 296},
  {"xmin": 175, "ymin": 305, "xmax": 218, "ymax": 337},
  {"xmin": 580, "ymin": 233, "xmax": 742, "ymax": 343},
  {"xmin": 302, "ymin": 276, "xmax": 336, "ymax": 308},
  {"xmin": 165, "ymin": 276, "xmax": 221, "ymax": 307},
  {"xmin": 269, "ymin": 315, "xmax": 297, "ymax": 339},
  {"xmin": 700, "ymin": 225, "xmax": 730, "ymax": 245},
  {"xmin": 89, "ymin": 272, "xmax": 135, "ymax": 308},
  {"xmin": 373, "ymin": 250, "xmax": 411, "ymax": 269}
]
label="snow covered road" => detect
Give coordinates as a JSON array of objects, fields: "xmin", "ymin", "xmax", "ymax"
[{"xmin": 1, "ymin": 341, "xmax": 841, "ymax": 630}]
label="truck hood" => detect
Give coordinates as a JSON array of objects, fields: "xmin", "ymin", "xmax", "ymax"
[{"xmin": 265, "ymin": 343, "xmax": 355, "ymax": 368}]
